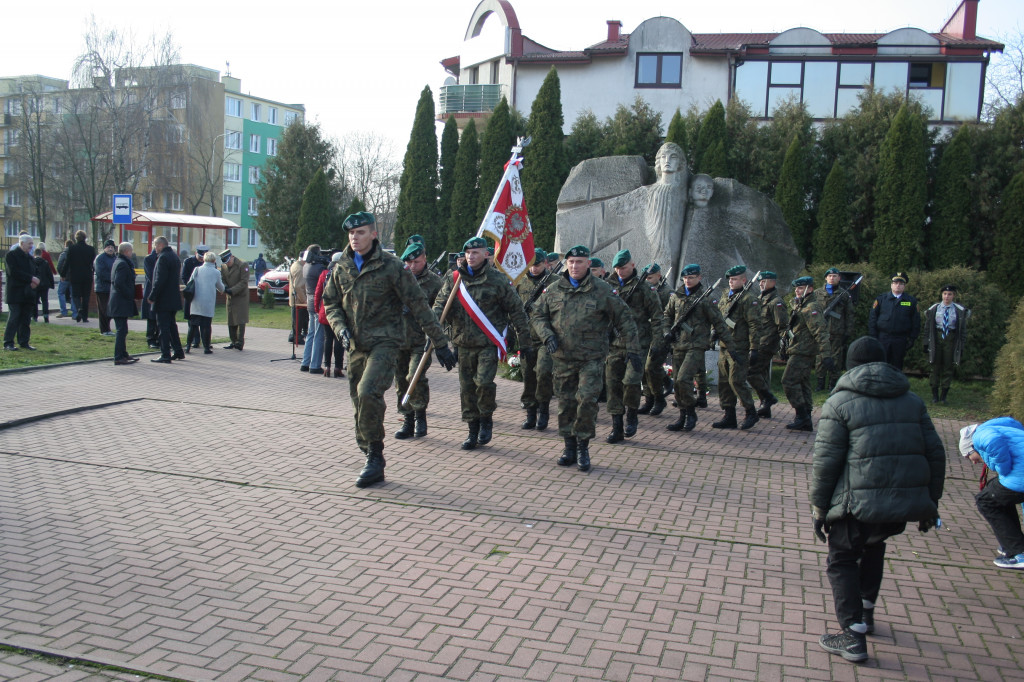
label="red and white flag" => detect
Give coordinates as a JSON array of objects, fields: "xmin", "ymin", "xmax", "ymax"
[
  {"xmin": 453, "ymin": 271, "xmax": 509, "ymax": 360},
  {"xmin": 477, "ymin": 153, "xmax": 535, "ymax": 286}
]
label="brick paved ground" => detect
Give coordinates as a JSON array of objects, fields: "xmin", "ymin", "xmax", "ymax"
[{"xmin": 1, "ymin": 321, "xmax": 1022, "ymax": 681}]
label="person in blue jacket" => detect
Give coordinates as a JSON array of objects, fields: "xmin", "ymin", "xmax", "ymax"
[{"xmin": 960, "ymin": 417, "xmax": 1024, "ymax": 569}]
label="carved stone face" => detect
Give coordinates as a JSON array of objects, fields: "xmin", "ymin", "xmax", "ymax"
[
  {"xmin": 654, "ymin": 142, "xmax": 686, "ymax": 186},
  {"xmin": 690, "ymin": 174, "xmax": 714, "ymax": 207}
]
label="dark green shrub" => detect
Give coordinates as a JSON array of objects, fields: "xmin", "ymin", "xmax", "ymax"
[{"xmin": 992, "ymin": 297, "xmax": 1024, "ymax": 421}]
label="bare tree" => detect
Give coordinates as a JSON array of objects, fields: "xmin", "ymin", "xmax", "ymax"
[
  {"xmin": 986, "ymin": 26, "xmax": 1024, "ymax": 117},
  {"xmin": 337, "ymin": 132, "xmax": 403, "ymax": 247},
  {"xmin": 8, "ymin": 89, "xmax": 57, "ymax": 242}
]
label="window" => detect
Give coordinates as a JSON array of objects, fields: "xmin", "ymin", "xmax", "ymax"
[
  {"xmin": 248, "ymin": 166, "xmax": 261, "ymax": 183},
  {"xmin": 266, "ymin": 138, "xmax": 277, "ymax": 156},
  {"xmin": 248, "ymin": 197, "xmax": 259, "ymax": 216},
  {"xmin": 170, "ymin": 91, "xmax": 186, "ymax": 109},
  {"xmin": 490, "ymin": 60, "xmax": 500, "ymax": 84},
  {"xmin": 139, "ymin": 192, "xmax": 153, "ymax": 209},
  {"xmin": 5, "ymin": 189, "xmax": 21, "ymax": 207},
  {"xmin": 27, "ymin": 220, "xmax": 39, "ymax": 236},
  {"xmin": 5, "ymin": 99, "xmax": 22, "ymax": 115},
  {"xmin": 164, "ymin": 192, "xmax": 182, "ymax": 211},
  {"xmin": 226, "ymin": 96, "xmax": 242, "ymax": 117},
  {"xmin": 249, "ymin": 134, "xmax": 261, "ymax": 153},
  {"xmin": 6, "ymin": 129, "xmax": 21, "ymax": 146},
  {"xmin": 635, "ymin": 53, "xmax": 683, "ymax": 88},
  {"xmin": 4, "ymin": 220, "xmax": 21, "ymax": 237},
  {"xmin": 251, "ymin": 102, "xmax": 261, "ymax": 121},
  {"xmin": 225, "ymin": 130, "xmax": 242, "ymax": 149},
  {"xmin": 167, "ymin": 125, "xmax": 185, "ymax": 144},
  {"xmin": 224, "ymin": 195, "xmax": 241, "ymax": 214},
  {"xmin": 268, "ymin": 107, "xmax": 278, "ymax": 124},
  {"xmin": 944, "ymin": 62, "xmax": 982, "ymax": 121},
  {"xmin": 224, "ymin": 163, "xmax": 242, "ymax": 182},
  {"xmin": 52, "ymin": 97, "xmax": 63, "ymax": 114},
  {"xmin": 247, "ymin": 229, "xmax": 258, "ymax": 248},
  {"xmin": 226, "ymin": 227, "xmax": 239, "ymax": 246},
  {"xmin": 284, "ymin": 111, "xmax": 298, "ymax": 126}
]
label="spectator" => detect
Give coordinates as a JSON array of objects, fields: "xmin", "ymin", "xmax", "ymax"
[
  {"xmin": 315, "ymin": 252, "xmax": 345, "ymax": 378},
  {"xmin": 289, "ymin": 252, "xmax": 308, "ymax": 345},
  {"xmin": 185, "ymin": 251, "xmax": 225, "ymax": 354},
  {"xmin": 38, "ymin": 241, "xmax": 56, "ymax": 277},
  {"xmin": 301, "ymin": 245, "xmax": 328, "ymax": 373},
  {"xmin": 4, "ymin": 233, "xmax": 40, "ymax": 351},
  {"xmin": 142, "ymin": 244, "xmax": 160, "ymax": 349},
  {"xmin": 66, "ymin": 230, "xmax": 96, "ymax": 323},
  {"xmin": 180, "ymin": 244, "xmax": 208, "ymax": 351},
  {"xmin": 93, "ymin": 239, "xmax": 117, "ymax": 336},
  {"xmin": 253, "ymin": 252, "xmax": 268, "ymax": 286},
  {"xmin": 108, "ymin": 242, "xmax": 139, "ymax": 365},
  {"xmin": 55, "ymin": 238, "xmax": 77, "ymax": 320},
  {"xmin": 147, "ymin": 236, "xmax": 185, "ymax": 363},
  {"xmin": 32, "ymin": 247, "xmax": 55, "ymax": 322}
]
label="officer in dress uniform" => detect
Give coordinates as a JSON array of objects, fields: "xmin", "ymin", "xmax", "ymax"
[
  {"xmin": 219, "ymin": 249, "xmax": 250, "ymax": 350},
  {"xmin": 868, "ymin": 271, "xmax": 919, "ymax": 371},
  {"xmin": 924, "ymin": 284, "xmax": 969, "ymax": 404}
]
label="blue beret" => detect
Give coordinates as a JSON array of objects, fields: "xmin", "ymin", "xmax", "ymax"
[
  {"xmin": 566, "ymin": 245, "xmax": 590, "ymax": 258},
  {"xmin": 342, "ymin": 211, "xmax": 375, "ymax": 231},
  {"xmin": 725, "ymin": 265, "xmax": 747, "ymax": 277},
  {"xmin": 611, "ymin": 249, "xmax": 631, "ymax": 268},
  {"xmin": 681, "ymin": 263, "xmax": 701, "ymax": 276},
  {"xmin": 463, "ymin": 236, "xmax": 487, "ymax": 250}
]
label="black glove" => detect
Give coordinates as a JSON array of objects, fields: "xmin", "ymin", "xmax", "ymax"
[
  {"xmin": 728, "ymin": 349, "xmax": 741, "ymax": 363},
  {"xmin": 435, "ymin": 345, "xmax": 456, "ymax": 371},
  {"xmin": 823, "ymin": 357, "xmax": 837, "ymax": 373},
  {"xmin": 452, "ymin": 346, "xmax": 458, "ymax": 363},
  {"xmin": 663, "ymin": 330, "xmax": 676, "ymax": 345},
  {"xmin": 522, "ymin": 347, "xmax": 537, "ymax": 364},
  {"xmin": 748, "ymin": 349, "xmax": 759, "ymax": 364},
  {"xmin": 339, "ymin": 329, "xmax": 351, "ymax": 351},
  {"xmin": 546, "ymin": 336, "xmax": 559, "ymax": 354},
  {"xmin": 710, "ymin": 330, "xmax": 718, "ymax": 346},
  {"xmin": 918, "ymin": 518, "xmax": 937, "ymax": 533},
  {"xmin": 813, "ymin": 519, "xmax": 828, "ymax": 543},
  {"xmin": 627, "ymin": 352, "xmax": 643, "ymax": 373}
]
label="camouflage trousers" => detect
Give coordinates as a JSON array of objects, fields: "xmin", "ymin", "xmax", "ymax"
[
  {"xmin": 717, "ymin": 350, "xmax": 755, "ymax": 410},
  {"xmin": 347, "ymin": 344, "xmax": 399, "ymax": 451},
  {"xmin": 553, "ymin": 356, "xmax": 605, "ymax": 440},
  {"xmin": 458, "ymin": 346, "xmax": 498, "ymax": 422},
  {"xmin": 929, "ymin": 333, "xmax": 958, "ymax": 392},
  {"xmin": 672, "ymin": 348, "xmax": 707, "ymax": 409},
  {"xmin": 642, "ymin": 346, "xmax": 667, "ymax": 400},
  {"xmin": 395, "ymin": 346, "xmax": 431, "ymax": 414},
  {"xmin": 816, "ymin": 334, "xmax": 848, "ymax": 388},
  {"xmin": 747, "ymin": 347, "xmax": 775, "ymax": 401},
  {"xmin": 605, "ymin": 347, "xmax": 643, "ymax": 415},
  {"xmin": 782, "ymin": 353, "xmax": 815, "ymax": 411},
  {"xmin": 520, "ymin": 343, "xmax": 553, "ymax": 408}
]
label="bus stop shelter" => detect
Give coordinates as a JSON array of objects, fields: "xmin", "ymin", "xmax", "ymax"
[{"xmin": 91, "ymin": 210, "xmax": 238, "ymax": 259}]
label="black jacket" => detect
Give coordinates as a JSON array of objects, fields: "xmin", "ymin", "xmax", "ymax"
[
  {"xmin": 181, "ymin": 255, "xmax": 202, "ymax": 285},
  {"xmin": 150, "ymin": 248, "xmax": 182, "ymax": 312},
  {"xmin": 5, "ymin": 246, "xmax": 36, "ymax": 305},
  {"xmin": 868, "ymin": 292, "xmax": 920, "ymax": 344},
  {"xmin": 108, "ymin": 254, "xmax": 139, "ymax": 318},
  {"xmin": 66, "ymin": 240, "xmax": 96, "ymax": 285},
  {"xmin": 34, "ymin": 256, "xmax": 55, "ymax": 290}
]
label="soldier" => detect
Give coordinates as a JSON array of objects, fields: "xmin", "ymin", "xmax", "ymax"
[
  {"xmin": 219, "ymin": 249, "xmax": 250, "ymax": 350},
  {"xmin": 394, "ymin": 240, "xmax": 444, "ymax": 439},
  {"xmin": 924, "ymin": 284, "xmax": 968, "ymax": 404},
  {"xmin": 532, "ymin": 245, "xmax": 639, "ymax": 472},
  {"xmin": 816, "ymin": 268, "xmax": 856, "ymax": 390},
  {"xmin": 516, "ymin": 249, "xmax": 555, "ymax": 430},
  {"xmin": 434, "ymin": 236, "xmax": 534, "ymax": 451},
  {"xmin": 605, "ymin": 250, "xmax": 663, "ymax": 443},
  {"xmin": 868, "ymin": 271, "xmax": 919, "ymax": 371},
  {"xmin": 659, "ymin": 264, "xmax": 738, "ymax": 432},
  {"xmin": 639, "ymin": 263, "xmax": 672, "ymax": 416},
  {"xmin": 749, "ymin": 271, "xmax": 788, "ymax": 418},
  {"xmin": 545, "ymin": 252, "xmax": 560, "ymax": 272},
  {"xmin": 589, "ymin": 257, "xmax": 607, "ymax": 280},
  {"xmin": 782, "ymin": 276, "xmax": 835, "ymax": 431},
  {"xmin": 323, "ymin": 212, "xmax": 456, "ymax": 488},
  {"xmin": 712, "ymin": 265, "xmax": 762, "ymax": 430}
]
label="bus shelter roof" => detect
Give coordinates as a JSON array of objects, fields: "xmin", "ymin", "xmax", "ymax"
[{"xmin": 91, "ymin": 210, "xmax": 237, "ymax": 229}]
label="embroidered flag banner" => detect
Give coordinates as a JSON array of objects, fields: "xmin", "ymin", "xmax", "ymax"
[{"xmin": 477, "ymin": 150, "xmax": 535, "ymax": 286}]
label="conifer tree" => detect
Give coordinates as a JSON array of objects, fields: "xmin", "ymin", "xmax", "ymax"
[
  {"xmin": 814, "ymin": 159, "xmax": 852, "ymax": 264},
  {"xmin": 565, "ymin": 110, "xmax": 604, "ymax": 168},
  {"xmin": 437, "ymin": 116, "xmax": 460, "ymax": 241},
  {"xmin": 775, "ymin": 135, "xmax": 808, "ymax": 259},
  {"xmin": 989, "ymin": 171, "xmax": 1024, "ymax": 298},
  {"xmin": 343, "ymin": 196, "xmax": 366, "ymax": 219},
  {"xmin": 930, "ymin": 125, "xmax": 974, "ymax": 268},
  {"xmin": 294, "ymin": 168, "xmax": 333, "ymax": 254},
  {"xmin": 524, "ymin": 67, "xmax": 567, "ymax": 249},
  {"xmin": 666, "ymin": 108, "xmax": 687, "ymax": 157},
  {"xmin": 695, "ymin": 100, "xmax": 727, "ymax": 175},
  {"xmin": 605, "ymin": 96, "xmax": 663, "ymax": 165},
  {"xmin": 478, "ymin": 97, "xmax": 514, "ymax": 217},
  {"xmin": 394, "ymin": 85, "xmax": 439, "ymax": 250},
  {"xmin": 448, "ymin": 119, "xmax": 481, "ymax": 252}
]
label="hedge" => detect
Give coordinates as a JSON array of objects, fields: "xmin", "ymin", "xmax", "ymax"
[{"xmin": 991, "ymin": 297, "xmax": 1024, "ymax": 421}]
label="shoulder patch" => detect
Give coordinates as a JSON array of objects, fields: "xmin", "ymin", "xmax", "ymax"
[
  {"xmin": 810, "ymin": 311, "xmax": 818, "ymax": 315},
  {"xmin": 872, "ymin": 300, "xmax": 879, "ymax": 308},
  {"xmin": 775, "ymin": 302, "xmax": 784, "ymax": 307}
]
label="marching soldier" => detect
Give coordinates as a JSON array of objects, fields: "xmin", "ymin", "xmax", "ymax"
[
  {"xmin": 868, "ymin": 271, "xmax": 920, "ymax": 371},
  {"xmin": 532, "ymin": 245, "xmax": 639, "ymax": 472},
  {"xmin": 605, "ymin": 250, "xmax": 664, "ymax": 443},
  {"xmin": 712, "ymin": 265, "xmax": 762, "ymax": 430},
  {"xmin": 589, "ymin": 257, "xmax": 607, "ymax": 280},
  {"xmin": 816, "ymin": 267, "xmax": 856, "ymax": 390},
  {"xmin": 516, "ymin": 249, "xmax": 555, "ymax": 430},
  {"xmin": 434, "ymin": 236, "xmax": 534, "ymax": 451},
  {"xmin": 639, "ymin": 263, "xmax": 672, "ymax": 416},
  {"xmin": 749, "ymin": 271, "xmax": 788, "ymax": 418},
  {"xmin": 219, "ymin": 249, "xmax": 249, "ymax": 350},
  {"xmin": 924, "ymin": 284, "xmax": 968, "ymax": 404},
  {"xmin": 545, "ymin": 252, "xmax": 560, "ymax": 272},
  {"xmin": 782, "ymin": 276, "xmax": 834, "ymax": 431},
  {"xmin": 660, "ymin": 264, "xmax": 737, "ymax": 432},
  {"xmin": 323, "ymin": 212, "xmax": 456, "ymax": 488},
  {"xmin": 394, "ymin": 240, "xmax": 444, "ymax": 439}
]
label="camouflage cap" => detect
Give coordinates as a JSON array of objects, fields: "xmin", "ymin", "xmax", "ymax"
[
  {"xmin": 891, "ymin": 271, "xmax": 910, "ymax": 284},
  {"xmin": 532, "ymin": 248, "xmax": 546, "ymax": 265},
  {"xmin": 761, "ymin": 270, "xmax": 778, "ymax": 280},
  {"xmin": 590, "ymin": 257, "xmax": 605, "ymax": 268},
  {"xmin": 646, "ymin": 263, "xmax": 661, "ymax": 274},
  {"xmin": 824, "ymin": 267, "xmax": 840, "ymax": 275},
  {"xmin": 611, "ymin": 249, "xmax": 632, "ymax": 268},
  {"xmin": 463, "ymin": 236, "xmax": 487, "ymax": 250},
  {"xmin": 407, "ymin": 234, "xmax": 425, "ymax": 246},
  {"xmin": 725, "ymin": 265, "xmax": 747, "ymax": 277},
  {"xmin": 546, "ymin": 252, "xmax": 560, "ymax": 263},
  {"xmin": 681, "ymin": 263, "xmax": 701, "ymax": 276},
  {"xmin": 792, "ymin": 275, "xmax": 814, "ymax": 287},
  {"xmin": 566, "ymin": 245, "xmax": 590, "ymax": 258},
  {"xmin": 401, "ymin": 243, "xmax": 425, "ymax": 261},
  {"xmin": 342, "ymin": 211, "xmax": 375, "ymax": 231}
]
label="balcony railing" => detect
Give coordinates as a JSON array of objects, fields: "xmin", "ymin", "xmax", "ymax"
[{"xmin": 438, "ymin": 84, "xmax": 506, "ymax": 116}]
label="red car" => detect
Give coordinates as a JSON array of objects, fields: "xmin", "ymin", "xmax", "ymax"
[{"xmin": 256, "ymin": 263, "xmax": 291, "ymax": 302}]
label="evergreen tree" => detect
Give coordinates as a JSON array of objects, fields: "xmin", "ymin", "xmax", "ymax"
[
  {"xmin": 437, "ymin": 116, "xmax": 460, "ymax": 242},
  {"xmin": 775, "ymin": 135, "xmax": 809, "ymax": 259},
  {"xmin": 665, "ymin": 108, "xmax": 687, "ymax": 151},
  {"xmin": 524, "ymin": 67, "xmax": 567, "ymax": 249},
  {"xmin": 294, "ymin": 168, "xmax": 334, "ymax": 254},
  {"xmin": 814, "ymin": 159, "xmax": 852, "ymax": 264},
  {"xmin": 989, "ymin": 171, "xmax": 1024, "ymax": 299},
  {"xmin": 871, "ymin": 102, "xmax": 928, "ymax": 274},
  {"xmin": 565, "ymin": 109, "xmax": 605, "ymax": 168},
  {"xmin": 930, "ymin": 125, "xmax": 974, "ymax": 268},
  {"xmin": 694, "ymin": 100, "xmax": 727, "ymax": 175},
  {"xmin": 394, "ymin": 85, "xmax": 439, "ymax": 250},
  {"xmin": 343, "ymin": 196, "xmax": 367, "ymax": 219},
  {"xmin": 478, "ymin": 97, "xmax": 515, "ymax": 217},
  {"xmin": 448, "ymin": 119, "xmax": 481, "ymax": 252},
  {"xmin": 605, "ymin": 95, "xmax": 663, "ymax": 165}
]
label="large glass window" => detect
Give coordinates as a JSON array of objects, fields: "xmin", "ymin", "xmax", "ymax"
[
  {"xmin": 836, "ymin": 88, "xmax": 863, "ymax": 117},
  {"xmin": 874, "ymin": 62, "xmax": 907, "ymax": 94},
  {"xmin": 770, "ymin": 62, "xmax": 802, "ymax": 85},
  {"xmin": 224, "ymin": 195, "xmax": 240, "ymax": 214},
  {"xmin": 734, "ymin": 61, "xmax": 769, "ymax": 117},
  {"xmin": 635, "ymin": 53, "xmax": 683, "ymax": 88},
  {"xmin": 803, "ymin": 62, "xmax": 838, "ymax": 119},
  {"xmin": 944, "ymin": 62, "xmax": 982, "ymax": 121},
  {"xmin": 839, "ymin": 63, "xmax": 872, "ymax": 86},
  {"xmin": 912, "ymin": 89, "xmax": 944, "ymax": 119}
]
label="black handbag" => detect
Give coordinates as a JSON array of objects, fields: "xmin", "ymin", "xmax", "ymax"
[{"xmin": 183, "ymin": 276, "xmax": 196, "ymax": 300}]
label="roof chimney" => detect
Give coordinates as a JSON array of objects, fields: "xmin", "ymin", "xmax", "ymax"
[
  {"xmin": 940, "ymin": 0, "xmax": 978, "ymax": 41},
  {"xmin": 607, "ymin": 20, "xmax": 622, "ymax": 43}
]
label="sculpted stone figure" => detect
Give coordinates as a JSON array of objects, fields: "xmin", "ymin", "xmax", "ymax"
[{"xmin": 690, "ymin": 173, "xmax": 714, "ymax": 208}]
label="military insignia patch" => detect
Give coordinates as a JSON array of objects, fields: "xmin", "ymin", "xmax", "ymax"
[{"xmin": 873, "ymin": 300, "xmax": 879, "ymax": 308}]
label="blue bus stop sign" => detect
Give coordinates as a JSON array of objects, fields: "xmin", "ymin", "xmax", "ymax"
[{"xmin": 112, "ymin": 194, "xmax": 132, "ymax": 224}]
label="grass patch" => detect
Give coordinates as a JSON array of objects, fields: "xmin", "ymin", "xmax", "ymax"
[{"xmin": 212, "ymin": 301, "xmax": 293, "ymax": 330}]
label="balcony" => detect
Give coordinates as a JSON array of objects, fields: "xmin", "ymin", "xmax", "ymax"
[{"xmin": 438, "ymin": 83, "xmax": 506, "ymax": 117}]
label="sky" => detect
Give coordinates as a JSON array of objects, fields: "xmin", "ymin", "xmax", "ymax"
[{"xmin": 3, "ymin": 0, "xmax": 1019, "ymax": 156}]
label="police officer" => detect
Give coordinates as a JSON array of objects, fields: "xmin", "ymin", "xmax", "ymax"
[
  {"xmin": 782, "ymin": 276, "xmax": 834, "ymax": 431},
  {"xmin": 516, "ymin": 249, "xmax": 554, "ymax": 430},
  {"xmin": 219, "ymin": 249, "xmax": 249, "ymax": 350},
  {"xmin": 816, "ymin": 267, "xmax": 855, "ymax": 390},
  {"xmin": 713, "ymin": 265, "xmax": 762, "ymax": 430},
  {"xmin": 639, "ymin": 263, "xmax": 672, "ymax": 416},
  {"xmin": 749, "ymin": 271, "xmax": 788, "ymax": 418},
  {"xmin": 434, "ymin": 236, "xmax": 533, "ymax": 451},
  {"xmin": 923, "ymin": 284, "xmax": 968, "ymax": 404},
  {"xmin": 532, "ymin": 245, "xmax": 640, "ymax": 472},
  {"xmin": 323, "ymin": 212, "xmax": 456, "ymax": 488},
  {"xmin": 394, "ymin": 240, "xmax": 444, "ymax": 439},
  {"xmin": 605, "ymin": 250, "xmax": 664, "ymax": 443},
  {"xmin": 868, "ymin": 271, "xmax": 920, "ymax": 371}
]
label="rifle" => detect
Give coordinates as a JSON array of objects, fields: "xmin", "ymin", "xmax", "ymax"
[
  {"xmin": 428, "ymin": 250, "xmax": 448, "ymax": 276},
  {"xmin": 721, "ymin": 270, "xmax": 762, "ymax": 330},
  {"xmin": 617, "ymin": 265, "xmax": 652, "ymax": 304},
  {"xmin": 823, "ymin": 275, "xmax": 863, "ymax": 319},
  {"xmin": 523, "ymin": 260, "xmax": 564, "ymax": 313},
  {"xmin": 658, "ymin": 267, "xmax": 673, "ymax": 294},
  {"xmin": 664, "ymin": 277, "xmax": 722, "ymax": 343}
]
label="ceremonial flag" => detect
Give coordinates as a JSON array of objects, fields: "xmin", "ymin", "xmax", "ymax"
[
  {"xmin": 453, "ymin": 271, "xmax": 509, "ymax": 360},
  {"xmin": 476, "ymin": 140, "xmax": 535, "ymax": 286}
]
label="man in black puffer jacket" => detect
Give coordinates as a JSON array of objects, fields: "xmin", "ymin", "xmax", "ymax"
[{"xmin": 810, "ymin": 336, "xmax": 945, "ymax": 663}]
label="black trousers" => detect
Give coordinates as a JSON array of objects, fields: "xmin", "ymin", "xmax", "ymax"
[
  {"xmin": 189, "ymin": 315, "xmax": 212, "ymax": 350},
  {"xmin": 3, "ymin": 301, "xmax": 32, "ymax": 346},
  {"xmin": 71, "ymin": 280, "xmax": 92, "ymax": 321},
  {"xmin": 156, "ymin": 310, "xmax": 183, "ymax": 358},
  {"xmin": 35, "ymin": 288, "xmax": 50, "ymax": 319},
  {"xmin": 96, "ymin": 292, "xmax": 111, "ymax": 333},
  {"xmin": 826, "ymin": 517, "xmax": 905, "ymax": 629},
  {"xmin": 323, "ymin": 325, "xmax": 345, "ymax": 368},
  {"xmin": 976, "ymin": 478, "xmax": 1024, "ymax": 557},
  {"xmin": 113, "ymin": 317, "xmax": 129, "ymax": 360},
  {"xmin": 878, "ymin": 333, "xmax": 910, "ymax": 370}
]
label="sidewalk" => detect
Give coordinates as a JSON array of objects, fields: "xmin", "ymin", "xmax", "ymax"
[{"xmin": 0, "ymin": 324, "xmax": 1022, "ymax": 681}]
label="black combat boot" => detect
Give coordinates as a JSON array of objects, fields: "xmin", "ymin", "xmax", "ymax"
[
  {"xmin": 414, "ymin": 410, "xmax": 427, "ymax": 437},
  {"xmin": 666, "ymin": 410, "xmax": 687, "ymax": 431},
  {"xmin": 521, "ymin": 407, "xmax": 537, "ymax": 429},
  {"xmin": 757, "ymin": 393, "xmax": 778, "ymax": 418},
  {"xmin": 478, "ymin": 416, "xmax": 493, "ymax": 445},
  {"xmin": 461, "ymin": 420, "xmax": 480, "ymax": 450},
  {"xmin": 816, "ymin": 375, "xmax": 826, "ymax": 391},
  {"xmin": 931, "ymin": 387, "xmax": 940, "ymax": 403},
  {"xmin": 557, "ymin": 436, "xmax": 578, "ymax": 466},
  {"xmin": 624, "ymin": 408, "xmax": 639, "ymax": 437},
  {"xmin": 535, "ymin": 402, "xmax": 550, "ymax": 431},
  {"xmin": 739, "ymin": 407, "xmax": 760, "ymax": 430},
  {"xmin": 712, "ymin": 407, "xmax": 738, "ymax": 429},
  {"xmin": 394, "ymin": 412, "xmax": 415, "ymax": 440},
  {"xmin": 577, "ymin": 439, "xmax": 591, "ymax": 472},
  {"xmin": 355, "ymin": 442, "xmax": 386, "ymax": 488},
  {"xmin": 683, "ymin": 406, "xmax": 698, "ymax": 431},
  {"xmin": 638, "ymin": 395, "xmax": 654, "ymax": 415},
  {"xmin": 939, "ymin": 388, "xmax": 948, "ymax": 405},
  {"xmin": 650, "ymin": 396, "xmax": 667, "ymax": 416},
  {"xmin": 695, "ymin": 391, "xmax": 708, "ymax": 408},
  {"xmin": 606, "ymin": 415, "xmax": 625, "ymax": 443},
  {"xmin": 786, "ymin": 407, "xmax": 813, "ymax": 432}
]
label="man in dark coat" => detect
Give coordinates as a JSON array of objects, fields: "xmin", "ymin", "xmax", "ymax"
[
  {"xmin": 811, "ymin": 336, "xmax": 945, "ymax": 663},
  {"xmin": 142, "ymin": 247, "xmax": 160, "ymax": 348},
  {"xmin": 93, "ymin": 239, "xmax": 117, "ymax": 335},
  {"xmin": 147, "ymin": 236, "xmax": 184, "ymax": 363},
  {"xmin": 108, "ymin": 242, "xmax": 140, "ymax": 365},
  {"xmin": 4, "ymin": 233, "xmax": 40, "ymax": 351},
  {"xmin": 32, "ymin": 247, "xmax": 55, "ymax": 322},
  {"xmin": 66, "ymin": 229, "xmax": 96, "ymax": 323}
]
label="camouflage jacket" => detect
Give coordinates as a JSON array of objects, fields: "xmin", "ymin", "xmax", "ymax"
[
  {"xmin": 323, "ymin": 241, "xmax": 448, "ymax": 352},
  {"xmin": 819, "ymin": 284, "xmax": 856, "ymax": 339},
  {"xmin": 714, "ymin": 286, "xmax": 761, "ymax": 352},
  {"xmin": 609, "ymin": 271, "xmax": 665, "ymax": 350},
  {"xmin": 786, "ymin": 289, "xmax": 831, "ymax": 358},
  {"xmin": 402, "ymin": 268, "xmax": 443, "ymax": 350},
  {"xmin": 532, "ymin": 271, "xmax": 640, "ymax": 361},
  {"xmin": 433, "ymin": 260, "xmax": 532, "ymax": 349},
  {"xmin": 663, "ymin": 281, "xmax": 735, "ymax": 352},
  {"xmin": 515, "ymin": 270, "xmax": 548, "ymax": 344},
  {"xmin": 757, "ymin": 287, "xmax": 790, "ymax": 350}
]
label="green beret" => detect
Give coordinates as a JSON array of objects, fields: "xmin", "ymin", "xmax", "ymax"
[
  {"xmin": 824, "ymin": 267, "xmax": 840, "ymax": 275},
  {"xmin": 546, "ymin": 252, "xmax": 560, "ymax": 263},
  {"xmin": 487, "ymin": 247, "xmax": 494, "ymax": 256},
  {"xmin": 725, "ymin": 265, "xmax": 747, "ymax": 277},
  {"xmin": 401, "ymin": 243, "xmax": 424, "ymax": 261},
  {"xmin": 457, "ymin": 252, "xmax": 465, "ymax": 258},
  {"xmin": 647, "ymin": 263, "xmax": 661, "ymax": 274},
  {"xmin": 463, "ymin": 236, "xmax": 487, "ymax": 250},
  {"xmin": 792, "ymin": 276, "xmax": 814, "ymax": 287},
  {"xmin": 681, "ymin": 263, "xmax": 701, "ymax": 276},
  {"xmin": 566, "ymin": 245, "xmax": 590, "ymax": 258},
  {"xmin": 761, "ymin": 270, "xmax": 777, "ymax": 280},
  {"xmin": 342, "ymin": 211, "xmax": 375, "ymax": 231},
  {"xmin": 590, "ymin": 257, "xmax": 605, "ymax": 268},
  {"xmin": 611, "ymin": 249, "xmax": 631, "ymax": 268},
  {"xmin": 532, "ymin": 248, "xmax": 546, "ymax": 265}
]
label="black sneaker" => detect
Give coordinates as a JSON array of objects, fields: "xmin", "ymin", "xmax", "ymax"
[
  {"xmin": 862, "ymin": 608, "xmax": 874, "ymax": 635},
  {"xmin": 819, "ymin": 628, "xmax": 867, "ymax": 663}
]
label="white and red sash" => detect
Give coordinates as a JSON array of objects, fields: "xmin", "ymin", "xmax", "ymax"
[{"xmin": 453, "ymin": 271, "xmax": 508, "ymax": 360}]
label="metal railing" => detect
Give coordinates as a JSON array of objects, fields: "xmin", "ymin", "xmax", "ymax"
[{"xmin": 438, "ymin": 84, "xmax": 506, "ymax": 115}]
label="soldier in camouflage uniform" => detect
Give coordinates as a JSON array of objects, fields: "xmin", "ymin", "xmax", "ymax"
[
  {"xmin": 515, "ymin": 249, "xmax": 555, "ymax": 430},
  {"xmin": 605, "ymin": 250, "xmax": 664, "ymax": 443},
  {"xmin": 781, "ymin": 276, "xmax": 834, "ymax": 432},
  {"xmin": 532, "ymin": 245, "xmax": 640, "ymax": 472},
  {"xmin": 816, "ymin": 267, "xmax": 856, "ymax": 390},
  {"xmin": 434, "ymin": 236, "xmax": 533, "ymax": 451},
  {"xmin": 659, "ymin": 264, "xmax": 738, "ymax": 432},
  {"xmin": 639, "ymin": 264, "xmax": 672, "ymax": 416},
  {"xmin": 394, "ymin": 241, "xmax": 444, "ymax": 440},
  {"xmin": 712, "ymin": 265, "xmax": 763, "ymax": 430},
  {"xmin": 323, "ymin": 212, "xmax": 456, "ymax": 488},
  {"xmin": 749, "ymin": 271, "xmax": 788, "ymax": 418}
]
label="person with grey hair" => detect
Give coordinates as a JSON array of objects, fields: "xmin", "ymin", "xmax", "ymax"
[
  {"xmin": 4, "ymin": 233, "xmax": 40, "ymax": 351},
  {"xmin": 186, "ymin": 250, "xmax": 225, "ymax": 354},
  {"xmin": 147, "ymin": 236, "xmax": 185, "ymax": 363},
  {"xmin": 108, "ymin": 242, "xmax": 139, "ymax": 365}
]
